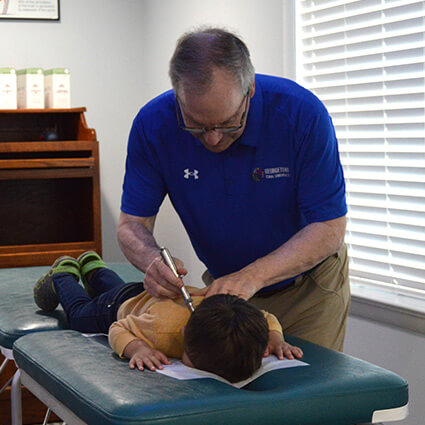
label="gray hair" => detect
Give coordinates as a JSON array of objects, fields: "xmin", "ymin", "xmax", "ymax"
[{"xmin": 169, "ymin": 27, "xmax": 255, "ymax": 96}]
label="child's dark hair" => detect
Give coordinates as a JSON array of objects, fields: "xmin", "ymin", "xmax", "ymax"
[{"xmin": 184, "ymin": 294, "xmax": 269, "ymax": 383}]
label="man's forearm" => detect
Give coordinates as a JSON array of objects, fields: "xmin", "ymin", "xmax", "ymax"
[
  {"xmin": 118, "ymin": 212, "xmax": 187, "ymax": 298},
  {"xmin": 117, "ymin": 214, "xmax": 161, "ymax": 272},
  {"xmin": 245, "ymin": 216, "xmax": 346, "ymax": 290},
  {"xmin": 205, "ymin": 216, "xmax": 347, "ymax": 300}
]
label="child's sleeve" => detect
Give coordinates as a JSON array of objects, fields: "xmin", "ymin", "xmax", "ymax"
[
  {"xmin": 262, "ymin": 311, "xmax": 284, "ymax": 340},
  {"xmin": 108, "ymin": 312, "xmax": 156, "ymax": 358}
]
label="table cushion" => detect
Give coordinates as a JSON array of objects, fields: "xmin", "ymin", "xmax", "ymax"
[
  {"xmin": 0, "ymin": 263, "xmax": 143, "ymax": 349},
  {"xmin": 13, "ymin": 330, "xmax": 408, "ymax": 425}
]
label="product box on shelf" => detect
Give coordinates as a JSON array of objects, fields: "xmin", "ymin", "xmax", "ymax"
[
  {"xmin": 17, "ymin": 68, "xmax": 45, "ymax": 109},
  {"xmin": 45, "ymin": 68, "xmax": 71, "ymax": 108},
  {"xmin": 0, "ymin": 68, "xmax": 17, "ymax": 109}
]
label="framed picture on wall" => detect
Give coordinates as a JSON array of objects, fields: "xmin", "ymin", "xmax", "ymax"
[{"xmin": 0, "ymin": 0, "xmax": 60, "ymax": 20}]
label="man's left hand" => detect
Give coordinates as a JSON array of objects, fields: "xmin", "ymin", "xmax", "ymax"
[{"xmin": 204, "ymin": 271, "xmax": 261, "ymax": 300}]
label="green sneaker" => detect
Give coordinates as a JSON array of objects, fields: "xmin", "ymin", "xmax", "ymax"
[
  {"xmin": 33, "ymin": 256, "xmax": 80, "ymax": 311},
  {"xmin": 77, "ymin": 251, "xmax": 107, "ymax": 298}
]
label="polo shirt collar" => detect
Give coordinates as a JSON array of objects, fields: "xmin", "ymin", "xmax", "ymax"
[{"xmin": 237, "ymin": 76, "xmax": 263, "ymax": 148}]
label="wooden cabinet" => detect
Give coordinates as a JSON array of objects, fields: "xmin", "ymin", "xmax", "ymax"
[{"xmin": 0, "ymin": 108, "xmax": 102, "ymax": 267}]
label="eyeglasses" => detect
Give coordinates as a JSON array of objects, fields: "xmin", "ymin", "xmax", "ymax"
[{"xmin": 175, "ymin": 91, "xmax": 250, "ymax": 135}]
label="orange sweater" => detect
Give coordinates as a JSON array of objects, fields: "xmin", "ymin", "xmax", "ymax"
[{"xmin": 108, "ymin": 286, "xmax": 283, "ymax": 359}]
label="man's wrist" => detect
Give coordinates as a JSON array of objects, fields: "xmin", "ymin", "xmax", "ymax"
[
  {"xmin": 248, "ymin": 253, "xmax": 293, "ymax": 289},
  {"xmin": 236, "ymin": 262, "xmax": 266, "ymax": 293},
  {"xmin": 140, "ymin": 248, "xmax": 161, "ymax": 272},
  {"xmin": 145, "ymin": 254, "xmax": 161, "ymax": 274}
]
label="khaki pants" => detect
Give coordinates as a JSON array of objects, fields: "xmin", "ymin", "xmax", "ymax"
[{"xmin": 202, "ymin": 244, "xmax": 350, "ymax": 352}]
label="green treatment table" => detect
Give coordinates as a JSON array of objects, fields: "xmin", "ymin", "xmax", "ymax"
[
  {"xmin": 13, "ymin": 331, "xmax": 408, "ymax": 425},
  {"xmin": 0, "ymin": 263, "xmax": 143, "ymax": 425},
  {"xmin": 1, "ymin": 264, "xmax": 409, "ymax": 425}
]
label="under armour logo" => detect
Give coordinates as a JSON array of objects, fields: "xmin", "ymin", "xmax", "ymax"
[{"xmin": 184, "ymin": 169, "xmax": 199, "ymax": 179}]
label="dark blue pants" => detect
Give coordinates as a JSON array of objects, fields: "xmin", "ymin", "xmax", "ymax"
[{"xmin": 53, "ymin": 268, "xmax": 143, "ymax": 334}]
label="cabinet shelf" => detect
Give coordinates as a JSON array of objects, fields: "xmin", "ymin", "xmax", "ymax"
[{"xmin": 0, "ymin": 108, "xmax": 101, "ymax": 268}]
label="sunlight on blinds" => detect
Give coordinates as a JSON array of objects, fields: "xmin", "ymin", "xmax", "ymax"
[{"xmin": 296, "ymin": 0, "xmax": 425, "ymax": 296}]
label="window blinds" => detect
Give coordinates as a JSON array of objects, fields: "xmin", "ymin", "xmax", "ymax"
[{"xmin": 296, "ymin": 0, "xmax": 425, "ymax": 296}]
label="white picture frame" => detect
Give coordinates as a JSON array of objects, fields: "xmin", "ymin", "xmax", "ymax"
[{"xmin": 0, "ymin": 0, "xmax": 60, "ymax": 21}]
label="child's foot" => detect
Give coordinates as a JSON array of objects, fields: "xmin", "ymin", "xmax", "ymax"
[
  {"xmin": 33, "ymin": 256, "xmax": 80, "ymax": 311},
  {"xmin": 77, "ymin": 251, "xmax": 107, "ymax": 298}
]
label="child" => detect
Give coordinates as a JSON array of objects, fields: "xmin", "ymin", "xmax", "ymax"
[{"xmin": 34, "ymin": 252, "xmax": 303, "ymax": 383}]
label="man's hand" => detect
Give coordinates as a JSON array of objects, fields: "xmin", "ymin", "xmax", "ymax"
[
  {"xmin": 204, "ymin": 271, "xmax": 261, "ymax": 300},
  {"xmin": 264, "ymin": 330, "xmax": 303, "ymax": 360},
  {"xmin": 124, "ymin": 339, "xmax": 170, "ymax": 371},
  {"xmin": 143, "ymin": 256, "xmax": 188, "ymax": 299},
  {"xmin": 202, "ymin": 217, "xmax": 347, "ymax": 301},
  {"xmin": 117, "ymin": 212, "xmax": 188, "ymax": 299}
]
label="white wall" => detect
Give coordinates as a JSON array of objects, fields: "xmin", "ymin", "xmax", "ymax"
[
  {"xmin": 1, "ymin": 0, "xmax": 285, "ymax": 282},
  {"xmin": 139, "ymin": 0, "xmax": 285, "ymax": 285},
  {"xmin": 1, "ymin": 0, "xmax": 146, "ymax": 262}
]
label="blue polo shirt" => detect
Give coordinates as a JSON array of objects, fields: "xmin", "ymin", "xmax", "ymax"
[{"xmin": 121, "ymin": 74, "xmax": 347, "ymax": 292}]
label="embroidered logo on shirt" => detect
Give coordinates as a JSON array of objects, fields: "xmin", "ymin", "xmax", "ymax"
[
  {"xmin": 252, "ymin": 168, "xmax": 265, "ymax": 181},
  {"xmin": 252, "ymin": 167, "xmax": 290, "ymax": 181},
  {"xmin": 184, "ymin": 169, "xmax": 199, "ymax": 179}
]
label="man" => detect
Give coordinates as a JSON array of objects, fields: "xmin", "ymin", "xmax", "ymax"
[{"xmin": 118, "ymin": 27, "xmax": 350, "ymax": 351}]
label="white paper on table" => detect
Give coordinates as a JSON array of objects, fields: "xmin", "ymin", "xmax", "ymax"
[
  {"xmin": 81, "ymin": 333, "xmax": 108, "ymax": 338},
  {"xmin": 156, "ymin": 355, "xmax": 309, "ymax": 388}
]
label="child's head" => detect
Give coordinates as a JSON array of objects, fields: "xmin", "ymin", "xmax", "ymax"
[{"xmin": 183, "ymin": 294, "xmax": 269, "ymax": 383}]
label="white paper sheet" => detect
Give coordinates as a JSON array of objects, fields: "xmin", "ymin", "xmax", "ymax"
[
  {"xmin": 81, "ymin": 333, "xmax": 108, "ymax": 338},
  {"xmin": 156, "ymin": 355, "xmax": 309, "ymax": 388}
]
